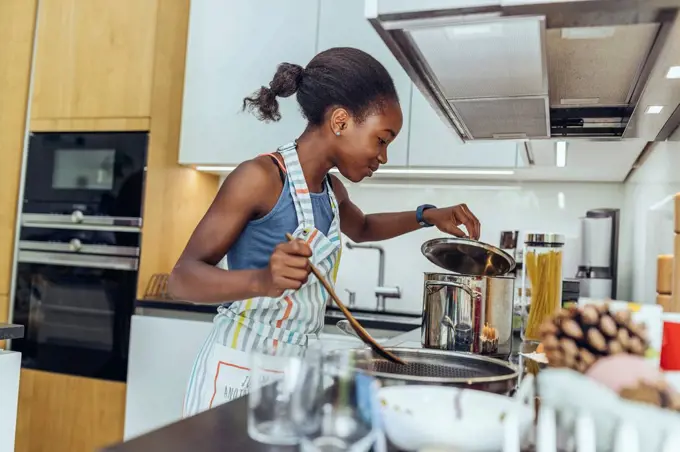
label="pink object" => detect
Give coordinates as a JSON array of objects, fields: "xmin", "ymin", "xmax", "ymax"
[{"xmin": 585, "ymin": 355, "xmax": 661, "ymax": 393}]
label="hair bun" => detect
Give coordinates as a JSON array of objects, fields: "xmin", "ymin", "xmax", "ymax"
[
  {"xmin": 270, "ymin": 63, "xmax": 304, "ymax": 98},
  {"xmin": 242, "ymin": 62, "xmax": 304, "ymax": 122}
]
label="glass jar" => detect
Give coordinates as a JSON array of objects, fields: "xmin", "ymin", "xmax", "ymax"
[{"xmin": 521, "ymin": 233, "xmax": 565, "ymax": 342}]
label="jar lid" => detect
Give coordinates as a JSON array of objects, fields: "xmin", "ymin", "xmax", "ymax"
[
  {"xmin": 421, "ymin": 237, "xmax": 516, "ymax": 277},
  {"xmin": 524, "ymin": 233, "xmax": 565, "ymax": 246}
]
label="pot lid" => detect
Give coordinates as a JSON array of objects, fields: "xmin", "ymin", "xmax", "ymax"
[{"xmin": 421, "ymin": 237, "xmax": 516, "ymax": 277}]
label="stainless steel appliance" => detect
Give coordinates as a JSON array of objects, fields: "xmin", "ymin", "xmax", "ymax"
[
  {"xmin": 419, "ymin": 238, "xmax": 516, "ymax": 358},
  {"xmin": 23, "ymin": 131, "xmax": 147, "ymax": 222},
  {"xmin": 10, "ymin": 132, "xmax": 147, "ymax": 382},
  {"xmin": 365, "ymin": 0, "xmax": 680, "ymax": 142},
  {"xmin": 576, "ymin": 208, "xmax": 620, "ymax": 299}
]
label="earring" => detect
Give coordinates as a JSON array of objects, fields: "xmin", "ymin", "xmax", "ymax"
[{"xmin": 335, "ymin": 131, "xmax": 341, "ymax": 136}]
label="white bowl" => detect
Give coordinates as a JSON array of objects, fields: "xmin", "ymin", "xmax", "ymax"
[{"xmin": 378, "ymin": 385, "xmax": 533, "ymax": 452}]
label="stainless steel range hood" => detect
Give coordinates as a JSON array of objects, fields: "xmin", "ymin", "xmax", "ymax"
[{"xmin": 366, "ymin": 0, "xmax": 680, "ymax": 141}]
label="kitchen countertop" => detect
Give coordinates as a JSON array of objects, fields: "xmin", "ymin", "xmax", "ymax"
[
  {"xmin": 136, "ymin": 298, "xmax": 421, "ymax": 332},
  {"xmin": 0, "ymin": 323, "xmax": 24, "ymax": 341},
  {"xmin": 104, "ymin": 328, "xmax": 531, "ymax": 452}
]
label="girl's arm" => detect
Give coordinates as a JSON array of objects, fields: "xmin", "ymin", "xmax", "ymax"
[
  {"xmin": 168, "ymin": 159, "xmax": 311, "ymax": 304},
  {"xmin": 331, "ymin": 175, "xmax": 480, "ymax": 243}
]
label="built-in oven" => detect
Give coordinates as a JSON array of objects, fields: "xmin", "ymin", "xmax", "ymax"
[
  {"xmin": 11, "ymin": 227, "xmax": 139, "ymax": 382},
  {"xmin": 10, "ymin": 131, "xmax": 147, "ymax": 382},
  {"xmin": 23, "ymin": 131, "xmax": 147, "ymax": 222}
]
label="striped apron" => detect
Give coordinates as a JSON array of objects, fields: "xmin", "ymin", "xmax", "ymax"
[{"xmin": 182, "ymin": 142, "xmax": 342, "ymax": 417}]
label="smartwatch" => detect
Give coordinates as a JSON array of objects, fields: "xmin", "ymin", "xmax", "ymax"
[{"xmin": 416, "ymin": 204, "xmax": 436, "ymax": 227}]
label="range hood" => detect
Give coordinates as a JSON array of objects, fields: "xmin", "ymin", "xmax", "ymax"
[{"xmin": 366, "ymin": 0, "xmax": 680, "ymax": 141}]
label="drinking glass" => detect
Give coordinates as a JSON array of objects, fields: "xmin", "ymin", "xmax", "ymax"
[
  {"xmin": 247, "ymin": 342, "xmax": 319, "ymax": 446},
  {"xmin": 291, "ymin": 347, "xmax": 383, "ymax": 452}
]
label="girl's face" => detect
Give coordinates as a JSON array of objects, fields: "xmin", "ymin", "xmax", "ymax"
[{"xmin": 332, "ymin": 100, "xmax": 403, "ymax": 183}]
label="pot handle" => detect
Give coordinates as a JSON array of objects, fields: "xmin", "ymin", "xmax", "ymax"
[{"xmin": 424, "ymin": 280, "xmax": 474, "ymax": 297}]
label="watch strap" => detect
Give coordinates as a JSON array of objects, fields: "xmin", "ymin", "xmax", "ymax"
[{"xmin": 416, "ymin": 204, "xmax": 436, "ymax": 227}]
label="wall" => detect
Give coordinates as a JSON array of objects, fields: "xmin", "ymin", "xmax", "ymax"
[
  {"xmin": 218, "ymin": 176, "xmax": 625, "ymax": 313},
  {"xmin": 337, "ymin": 180, "xmax": 625, "ymax": 313},
  {"xmin": 621, "ymin": 141, "xmax": 680, "ymax": 305}
]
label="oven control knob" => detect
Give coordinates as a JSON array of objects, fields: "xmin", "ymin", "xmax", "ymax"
[
  {"xmin": 69, "ymin": 239, "xmax": 82, "ymax": 252},
  {"xmin": 71, "ymin": 210, "xmax": 84, "ymax": 223}
]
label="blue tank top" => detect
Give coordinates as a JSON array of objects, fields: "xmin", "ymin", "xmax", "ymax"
[{"xmin": 227, "ymin": 176, "xmax": 334, "ymax": 270}]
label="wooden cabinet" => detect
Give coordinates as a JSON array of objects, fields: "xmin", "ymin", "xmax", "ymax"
[
  {"xmin": 15, "ymin": 370, "xmax": 126, "ymax": 452},
  {"xmin": 0, "ymin": 0, "xmax": 37, "ymax": 301},
  {"xmin": 0, "ymin": 295, "xmax": 7, "ymax": 349},
  {"xmin": 136, "ymin": 0, "xmax": 219, "ymax": 298},
  {"xmin": 408, "ymin": 88, "xmax": 521, "ymax": 168},
  {"xmin": 30, "ymin": 0, "xmax": 158, "ymax": 120},
  {"xmin": 316, "ymin": 0, "xmax": 411, "ymax": 167},
  {"xmin": 178, "ymin": 0, "xmax": 319, "ymax": 165}
]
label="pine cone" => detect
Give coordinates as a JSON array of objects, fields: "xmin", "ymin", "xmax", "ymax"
[
  {"xmin": 619, "ymin": 380, "xmax": 680, "ymax": 412},
  {"xmin": 539, "ymin": 304, "xmax": 649, "ymax": 373}
]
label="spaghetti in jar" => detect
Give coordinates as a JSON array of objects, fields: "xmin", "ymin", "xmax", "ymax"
[{"xmin": 521, "ymin": 233, "xmax": 564, "ymax": 342}]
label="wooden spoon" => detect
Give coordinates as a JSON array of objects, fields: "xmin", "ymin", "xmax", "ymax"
[{"xmin": 285, "ymin": 233, "xmax": 405, "ymax": 365}]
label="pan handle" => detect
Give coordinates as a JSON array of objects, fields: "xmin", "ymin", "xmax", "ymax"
[{"xmin": 425, "ymin": 280, "xmax": 474, "ymax": 297}]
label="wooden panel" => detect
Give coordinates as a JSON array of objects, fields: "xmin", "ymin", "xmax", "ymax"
[
  {"xmin": 0, "ymin": 0, "xmax": 37, "ymax": 300},
  {"xmin": 15, "ymin": 369, "xmax": 126, "ymax": 452},
  {"xmin": 137, "ymin": 0, "xmax": 219, "ymax": 298},
  {"xmin": 0, "ymin": 295, "xmax": 6, "ymax": 349},
  {"xmin": 31, "ymin": 0, "xmax": 158, "ymax": 119},
  {"xmin": 31, "ymin": 117, "xmax": 150, "ymax": 132}
]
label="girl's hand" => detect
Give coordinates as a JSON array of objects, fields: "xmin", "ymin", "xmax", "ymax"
[
  {"xmin": 260, "ymin": 239, "xmax": 312, "ymax": 297},
  {"xmin": 423, "ymin": 204, "xmax": 481, "ymax": 240}
]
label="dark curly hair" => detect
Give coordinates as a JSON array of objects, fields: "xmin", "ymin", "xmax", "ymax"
[{"xmin": 242, "ymin": 47, "xmax": 399, "ymax": 125}]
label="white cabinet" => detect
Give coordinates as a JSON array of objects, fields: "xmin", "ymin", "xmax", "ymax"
[
  {"xmin": 0, "ymin": 350, "xmax": 20, "ymax": 452},
  {"xmin": 317, "ymin": 0, "xmax": 412, "ymax": 167},
  {"xmin": 179, "ymin": 0, "xmax": 319, "ymax": 165},
  {"xmin": 124, "ymin": 315, "xmax": 213, "ymax": 439},
  {"xmin": 408, "ymin": 88, "xmax": 521, "ymax": 168}
]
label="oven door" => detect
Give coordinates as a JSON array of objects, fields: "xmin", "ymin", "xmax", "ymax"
[
  {"xmin": 11, "ymin": 247, "xmax": 138, "ymax": 382},
  {"xmin": 24, "ymin": 131, "xmax": 147, "ymax": 217}
]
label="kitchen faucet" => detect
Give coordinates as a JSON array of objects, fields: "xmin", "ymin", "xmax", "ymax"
[
  {"xmin": 344, "ymin": 289, "xmax": 356, "ymax": 308},
  {"xmin": 345, "ymin": 242, "xmax": 401, "ymax": 311}
]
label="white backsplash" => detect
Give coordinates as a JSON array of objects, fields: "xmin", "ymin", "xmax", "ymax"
[
  {"xmin": 335, "ymin": 180, "xmax": 625, "ymax": 313},
  {"xmin": 621, "ymin": 141, "xmax": 680, "ymax": 305}
]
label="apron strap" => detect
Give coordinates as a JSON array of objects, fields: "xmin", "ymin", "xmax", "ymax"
[{"xmin": 278, "ymin": 142, "xmax": 315, "ymax": 229}]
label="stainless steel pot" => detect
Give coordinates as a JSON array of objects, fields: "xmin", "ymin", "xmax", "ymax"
[{"xmin": 421, "ymin": 272, "xmax": 515, "ymax": 359}]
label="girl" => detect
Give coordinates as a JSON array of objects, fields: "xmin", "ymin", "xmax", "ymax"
[{"xmin": 170, "ymin": 47, "xmax": 481, "ymax": 417}]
